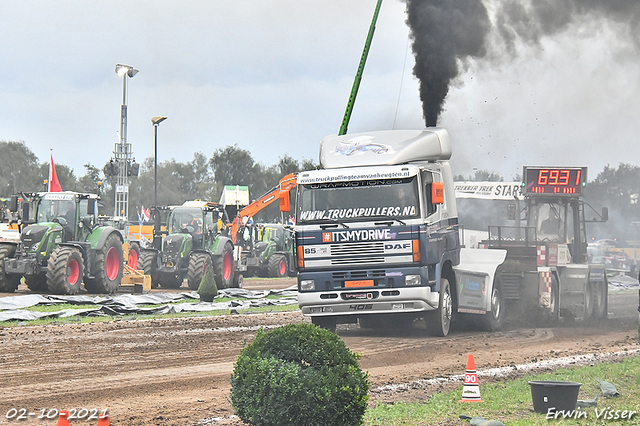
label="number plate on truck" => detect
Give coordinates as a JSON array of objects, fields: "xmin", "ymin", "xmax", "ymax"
[{"xmin": 345, "ymin": 280, "xmax": 374, "ymax": 288}]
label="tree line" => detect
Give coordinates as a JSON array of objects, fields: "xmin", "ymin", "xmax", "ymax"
[
  {"xmin": 0, "ymin": 140, "xmax": 317, "ymax": 222},
  {"xmin": 2, "ymin": 139, "xmax": 639, "ymax": 242}
]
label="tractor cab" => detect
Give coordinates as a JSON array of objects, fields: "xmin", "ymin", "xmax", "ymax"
[{"xmin": 35, "ymin": 193, "xmax": 97, "ymax": 243}]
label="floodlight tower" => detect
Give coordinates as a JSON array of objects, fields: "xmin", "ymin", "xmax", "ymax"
[{"xmin": 114, "ymin": 64, "xmax": 138, "ymax": 220}]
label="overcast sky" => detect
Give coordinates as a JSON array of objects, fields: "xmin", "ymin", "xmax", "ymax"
[{"xmin": 1, "ymin": 0, "xmax": 639, "ymax": 182}]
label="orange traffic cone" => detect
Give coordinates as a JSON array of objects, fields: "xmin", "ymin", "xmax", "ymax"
[
  {"xmin": 459, "ymin": 354, "xmax": 483, "ymax": 402},
  {"xmin": 97, "ymin": 413, "xmax": 110, "ymax": 426},
  {"xmin": 56, "ymin": 410, "xmax": 70, "ymax": 426}
]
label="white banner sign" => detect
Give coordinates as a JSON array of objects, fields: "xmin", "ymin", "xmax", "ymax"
[{"xmin": 454, "ymin": 182, "xmax": 523, "ymax": 200}]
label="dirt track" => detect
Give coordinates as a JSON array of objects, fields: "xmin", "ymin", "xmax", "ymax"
[{"xmin": 0, "ymin": 279, "xmax": 638, "ymax": 426}]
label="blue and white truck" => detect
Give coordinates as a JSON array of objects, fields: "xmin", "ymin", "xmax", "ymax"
[{"xmin": 289, "ymin": 128, "xmax": 507, "ymax": 336}]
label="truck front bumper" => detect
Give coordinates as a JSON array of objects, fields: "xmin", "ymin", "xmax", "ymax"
[{"xmin": 297, "ymin": 286, "xmax": 439, "ymax": 317}]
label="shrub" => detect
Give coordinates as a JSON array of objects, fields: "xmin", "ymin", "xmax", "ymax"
[
  {"xmin": 231, "ymin": 323, "xmax": 370, "ymax": 426},
  {"xmin": 197, "ymin": 268, "xmax": 217, "ymax": 302}
]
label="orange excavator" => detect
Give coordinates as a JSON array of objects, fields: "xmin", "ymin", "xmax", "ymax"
[{"xmin": 228, "ymin": 173, "xmax": 297, "ymax": 245}]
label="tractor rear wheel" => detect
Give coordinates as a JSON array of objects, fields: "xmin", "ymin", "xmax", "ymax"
[
  {"xmin": 187, "ymin": 253, "xmax": 212, "ymax": 290},
  {"xmin": 25, "ymin": 275, "xmax": 48, "ymax": 292},
  {"xmin": 46, "ymin": 247, "xmax": 84, "ymax": 295},
  {"xmin": 84, "ymin": 233, "xmax": 123, "ymax": 294},
  {"xmin": 213, "ymin": 242, "xmax": 233, "ymax": 289},
  {"xmin": 0, "ymin": 244, "xmax": 20, "ymax": 293},
  {"xmin": 268, "ymin": 254, "xmax": 288, "ymax": 278}
]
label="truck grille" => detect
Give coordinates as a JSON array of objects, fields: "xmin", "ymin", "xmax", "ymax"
[
  {"xmin": 329, "ymin": 241, "xmax": 386, "ymax": 266},
  {"xmin": 330, "ymin": 242, "xmax": 384, "ymax": 256}
]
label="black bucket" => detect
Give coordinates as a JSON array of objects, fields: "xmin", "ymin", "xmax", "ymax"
[{"xmin": 529, "ymin": 380, "xmax": 582, "ymax": 414}]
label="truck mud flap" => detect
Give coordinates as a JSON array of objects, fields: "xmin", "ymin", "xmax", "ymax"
[{"xmin": 454, "ymin": 248, "xmax": 507, "ymax": 313}]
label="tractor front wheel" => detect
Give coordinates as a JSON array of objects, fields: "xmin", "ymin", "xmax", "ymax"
[
  {"xmin": 25, "ymin": 275, "xmax": 48, "ymax": 292},
  {"xmin": 268, "ymin": 254, "xmax": 288, "ymax": 278},
  {"xmin": 139, "ymin": 250, "xmax": 159, "ymax": 288},
  {"xmin": 128, "ymin": 242, "xmax": 141, "ymax": 271},
  {"xmin": 84, "ymin": 233, "xmax": 123, "ymax": 294},
  {"xmin": 213, "ymin": 242, "xmax": 234, "ymax": 289},
  {"xmin": 46, "ymin": 247, "xmax": 84, "ymax": 295},
  {"xmin": 187, "ymin": 253, "xmax": 212, "ymax": 290},
  {"xmin": 0, "ymin": 244, "xmax": 20, "ymax": 293}
]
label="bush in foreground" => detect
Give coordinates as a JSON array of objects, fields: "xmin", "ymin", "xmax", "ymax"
[{"xmin": 231, "ymin": 323, "xmax": 370, "ymax": 426}]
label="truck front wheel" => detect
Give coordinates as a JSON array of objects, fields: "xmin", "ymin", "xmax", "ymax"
[
  {"xmin": 46, "ymin": 247, "xmax": 84, "ymax": 295},
  {"xmin": 312, "ymin": 316, "xmax": 337, "ymax": 333},
  {"xmin": 429, "ymin": 278, "xmax": 452, "ymax": 337}
]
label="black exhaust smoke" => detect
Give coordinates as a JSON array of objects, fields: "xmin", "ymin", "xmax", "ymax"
[
  {"xmin": 405, "ymin": 0, "xmax": 491, "ymax": 127},
  {"xmin": 405, "ymin": 0, "xmax": 640, "ymax": 127}
]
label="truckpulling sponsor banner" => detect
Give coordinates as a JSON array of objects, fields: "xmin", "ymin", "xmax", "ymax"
[
  {"xmin": 454, "ymin": 182, "xmax": 523, "ymax": 200},
  {"xmin": 298, "ymin": 168, "xmax": 414, "ymax": 184},
  {"xmin": 300, "ymin": 205, "xmax": 417, "ymax": 221}
]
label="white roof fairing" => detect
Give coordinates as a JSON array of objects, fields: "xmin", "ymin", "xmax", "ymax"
[{"xmin": 319, "ymin": 128, "xmax": 451, "ymax": 169}]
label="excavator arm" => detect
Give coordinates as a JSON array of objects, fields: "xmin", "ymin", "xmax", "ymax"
[{"xmin": 229, "ymin": 173, "xmax": 297, "ymax": 244}]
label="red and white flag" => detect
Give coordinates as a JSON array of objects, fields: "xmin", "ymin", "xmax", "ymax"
[
  {"xmin": 142, "ymin": 206, "xmax": 151, "ymax": 222},
  {"xmin": 49, "ymin": 151, "xmax": 62, "ymax": 192}
]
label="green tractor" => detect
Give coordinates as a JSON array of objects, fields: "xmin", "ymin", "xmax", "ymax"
[
  {"xmin": 241, "ymin": 223, "xmax": 296, "ymax": 278},
  {"xmin": 139, "ymin": 201, "xmax": 240, "ymax": 290},
  {"xmin": 0, "ymin": 192, "xmax": 124, "ymax": 295}
]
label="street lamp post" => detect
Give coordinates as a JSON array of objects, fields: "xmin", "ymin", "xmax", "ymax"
[
  {"xmin": 114, "ymin": 63, "xmax": 138, "ymax": 220},
  {"xmin": 151, "ymin": 116, "xmax": 167, "ymax": 207}
]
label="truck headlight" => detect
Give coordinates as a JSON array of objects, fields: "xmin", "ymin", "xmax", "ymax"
[
  {"xmin": 300, "ymin": 279, "xmax": 315, "ymax": 291},
  {"xmin": 405, "ymin": 275, "xmax": 421, "ymax": 286}
]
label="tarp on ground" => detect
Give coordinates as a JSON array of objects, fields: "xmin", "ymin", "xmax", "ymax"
[{"xmin": 0, "ymin": 286, "xmax": 299, "ymax": 322}]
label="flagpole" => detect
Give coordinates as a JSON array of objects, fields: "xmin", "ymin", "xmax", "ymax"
[{"xmin": 48, "ymin": 148, "xmax": 52, "ymax": 192}]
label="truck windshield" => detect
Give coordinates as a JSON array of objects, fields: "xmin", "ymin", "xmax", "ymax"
[{"xmin": 297, "ymin": 177, "xmax": 419, "ymax": 223}]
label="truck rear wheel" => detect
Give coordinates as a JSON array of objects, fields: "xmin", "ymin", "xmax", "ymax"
[
  {"xmin": 187, "ymin": 253, "xmax": 212, "ymax": 290},
  {"xmin": 46, "ymin": 246, "xmax": 84, "ymax": 295},
  {"xmin": 84, "ymin": 233, "xmax": 123, "ymax": 294},
  {"xmin": 268, "ymin": 254, "xmax": 288, "ymax": 278},
  {"xmin": 25, "ymin": 275, "xmax": 48, "ymax": 292},
  {"xmin": 481, "ymin": 281, "xmax": 504, "ymax": 332},
  {"xmin": 213, "ymin": 242, "xmax": 233, "ymax": 289},
  {"xmin": 0, "ymin": 244, "xmax": 20, "ymax": 293},
  {"xmin": 590, "ymin": 276, "xmax": 608, "ymax": 320},
  {"xmin": 429, "ymin": 278, "xmax": 452, "ymax": 337}
]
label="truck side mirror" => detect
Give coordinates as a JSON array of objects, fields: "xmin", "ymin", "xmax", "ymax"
[
  {"xmin": 507, "ymin": 204, "xmax": 516, "ymax": 221},
  {"xmin": 601, "ymin": 207, "xmax": 608, "ymax": 222},
  {"xmin": 432, "ymin": 182, "xmax": 444, "ymax": 204},
  {"xmin": 9, "ymin": 196, "xmax": 18, "ymax": 212}
]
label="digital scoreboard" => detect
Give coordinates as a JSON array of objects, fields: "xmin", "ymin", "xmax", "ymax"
[{"xmin": 523, "ymin": 167, "xmax": 587, "ymax": 195}]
